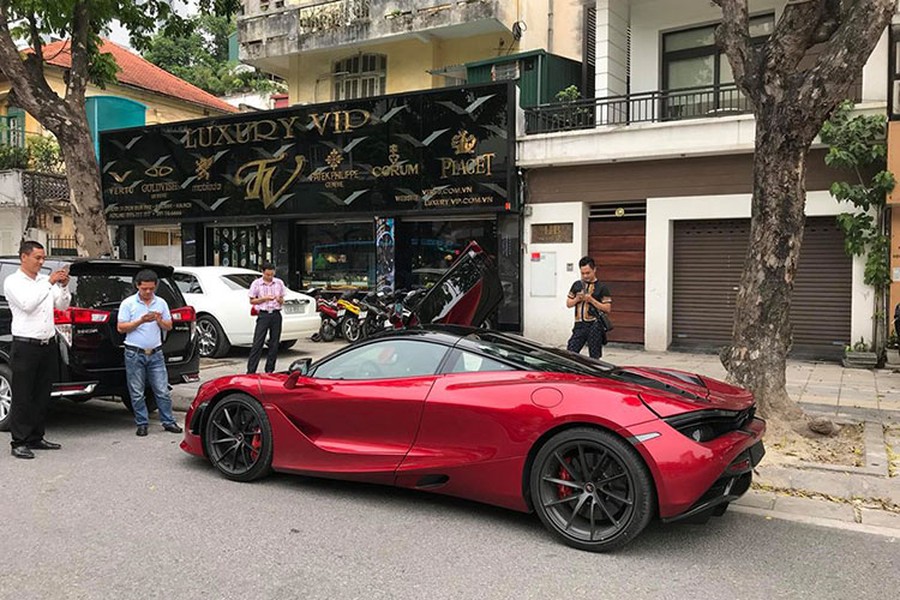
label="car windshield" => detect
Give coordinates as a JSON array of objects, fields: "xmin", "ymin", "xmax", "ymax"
[
  {"xmin": 460, "ymin": 331, "xmax": 615, "ymax": 376},
  {"xmin": 221, "ymin": 273, "xmax": 259, "ymax": 290}
]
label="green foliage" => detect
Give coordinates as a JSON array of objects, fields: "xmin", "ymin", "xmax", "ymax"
[
  {"xmin": 143, "ymin": 13, "xmax": 285, "ymax": 97},
  {"xmin": 555, "ymin": 85, "xmax": 582, "ymax": 103},
  {"xmin": 26, "ymin": 136, "xmax": 63, "ymax": 173},
  {"xmin": 3, "ymin": 0, "xmax": 179, "ymax": 89},
  {"xmin": 821, "ymin": 101, "xmax": 896, "ymax": 289},
  {"xmin": 0, "ymin": 144, "xmax": 30, "ymax": 170},
  {"xmin": 0, "ymin": 137, "xmax": 64, "ymax": 173}
]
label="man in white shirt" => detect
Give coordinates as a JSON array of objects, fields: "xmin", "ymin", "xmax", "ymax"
[{"xmin": 3, "ymin": 241, "xmax": 70, "ymax": 459}]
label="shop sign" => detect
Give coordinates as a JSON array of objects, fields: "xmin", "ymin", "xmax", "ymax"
[
  {"xmin": 531, "ymin": 223, "xmax": 573, "ymax": 244},
  {"xmin": 100, "ymin": 83, "xmax": 515, "ymax": 221}
]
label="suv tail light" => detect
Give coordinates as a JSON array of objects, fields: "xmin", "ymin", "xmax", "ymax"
[
  {"xmin": 171, "ymin": 306, "xmax": 196, "ymax": 322},
  {"xmin": 54, "ymin": 308, "xmax": 111, "ymax": 345}
]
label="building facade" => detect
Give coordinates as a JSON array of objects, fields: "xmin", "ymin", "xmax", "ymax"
[{"xmin": 518, "ymin": 0, "xmax": 893, "ymax": 359}]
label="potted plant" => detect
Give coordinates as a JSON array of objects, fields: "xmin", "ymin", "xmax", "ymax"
[{"xmin": 842, "ymin": 338, "xmax": 879, "ymax": 369}]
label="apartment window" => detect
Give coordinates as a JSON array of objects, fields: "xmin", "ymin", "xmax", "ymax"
[
  {"xmin": 333, "ymin": 54, "xmax": 387, "ymax": 100},
  {"xmin": 662, "ymin": 14, "xmax": 773, "ymax": 117}
]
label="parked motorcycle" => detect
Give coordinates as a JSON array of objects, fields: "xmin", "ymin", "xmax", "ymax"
[
  {"xmin": 307, "ymin": 288, "xmax": 341, "ymax": 342},
  {"xmin": 336, "ymin": 290, "xmax": 365, "ymax": 343}
]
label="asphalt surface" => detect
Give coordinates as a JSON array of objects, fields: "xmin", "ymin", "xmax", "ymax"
[{"xmin": 2, "ymin": 400, "xmax": 898, "ymax": 600}]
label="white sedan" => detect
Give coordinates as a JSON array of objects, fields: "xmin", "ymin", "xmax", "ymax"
[{"xmin": 172, "ymin": 266, "xmax": 319, "ymax": 358}]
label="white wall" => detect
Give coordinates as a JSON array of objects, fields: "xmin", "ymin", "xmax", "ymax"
[
  {"xmin": 644, "ymin": 191, "xmax": 868, "ymax": 351},
  {"xmin": 522, "ymin": 202, "xmax": 590, "ymax": 348},
  {"xmin": 0, "ymin": 170, "xmax": 29, "ymax": 255}
]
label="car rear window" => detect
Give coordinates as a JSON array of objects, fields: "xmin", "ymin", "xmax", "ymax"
[
  {"xmin": 221, "ymin": 273, "xmax": 259, "ymax": 290},
  {"xmin": 69, "ymin": 275, "xmax": 183, "ymax": 308}
]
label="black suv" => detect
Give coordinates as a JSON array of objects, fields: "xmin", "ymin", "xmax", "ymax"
[{"xmin": 0, "ymin": 258, "xmax": 200, "ymax": 429}]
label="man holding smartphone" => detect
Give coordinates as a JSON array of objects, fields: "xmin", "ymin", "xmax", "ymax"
[
  {"xmin": 247, "ymin": 262, "xmax": 286, "ymax": 374},
  {"xmin": 4, "ymin": 241, "xmax": 70, "ymax": 459},
  {"xmin": 117, "ymin": 269, "xmax": 182, "ymax": 437},
  {"xmin": 565, "ymin": 256, "xmax": 612, "ymax": 359}
]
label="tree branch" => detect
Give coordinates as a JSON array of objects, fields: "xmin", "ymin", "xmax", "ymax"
[
  {"xmin": 713, "ymin": 0, "xmax": 761, "ymax": 105},
  {"xmin": 763, "ymin": 0, "xmax": 829, "ymax": 78},
  {"xmin": 799, "ymin": 0, "xmax": 895, "ymax": 124},
  {"xmin": 66, "ymin": 0, "xmax": 90, "ymax": 103}
]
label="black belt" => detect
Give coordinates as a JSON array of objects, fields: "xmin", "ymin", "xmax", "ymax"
[
  {"xmin": 125, "ymin": 345, "xmax": 163, "ymax": 355},
  {"xmin": 258, "ymin": 309, "xmax": 281, "ymax": 313},
  {"xmin": 13, "ymin": 335, "xmax": 55, "ymax": 346}
]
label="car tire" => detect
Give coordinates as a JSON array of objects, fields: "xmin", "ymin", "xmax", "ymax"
[
  {"xmin": 277, "ymin": 340, "xmax": 297, "ymax": 351},
  {"xmin": 197, "ymin": 315, "xmax": 230, "ymax": 358},
  {"xmin": 530, "ymin": 427, "xmax": 655, "ymax": 552},
  {"xmin": 0, "ymin": 363, "xmax": 12, "ymax": 432},
  {"xmin": 203, "ymin": 393, "xmax": 273, "ymax": 482},
  {"xmin": 121, "ymin": 388, "xmax": 159, "ymax": 415},
  {"xmin": 340, "ymin": 315, "xmax": 362, "ymax": 343}
]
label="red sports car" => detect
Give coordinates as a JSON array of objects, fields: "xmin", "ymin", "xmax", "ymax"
[{"xmin": 181, "ymin": 247, "xmax": 765, "ymax": 552}]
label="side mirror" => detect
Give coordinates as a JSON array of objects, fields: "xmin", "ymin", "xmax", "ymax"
[
  {"xmin": 284, "ymin": 358, "xmax": 313, "ymax": 390},
  {"xmin": 289, "ymin": 357, "xmax": 312, "ymax": 376}
]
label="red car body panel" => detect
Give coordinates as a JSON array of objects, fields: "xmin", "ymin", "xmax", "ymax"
[{"xmin": 182, "ymin": 363, "xmax": 765, "ymax": 519}]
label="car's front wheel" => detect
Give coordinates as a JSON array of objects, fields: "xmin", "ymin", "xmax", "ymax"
[
  {"xmin": 277, "ymin": 340, "xmax": 297, "ymax": 351},
  {"xmin": 197, "ymin": 315, "xmax": 230, "ymax": 358},
  {"xmin": 530, "ymin": 427, "xmax": 655, "ymax": 552},
  {"xmin": 204, "ymin": 393, "xmax": 273, "ymax": 482},
  {"xmin": 0, "ymin": 363, "xmax": 12, "ymax": 431}
]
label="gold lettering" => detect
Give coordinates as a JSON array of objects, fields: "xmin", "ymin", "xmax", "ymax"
[
  {"xmin": 253, "ymin": 120, "xmax": 279, "ymax": 142},
  {"xmin": 278, "ymin": 117, "xmax": 299, "ymax": 139},
  {"xmin": 236, "ymin": 154, "xmax": 307, "ymax": 208},
  {"xmin": 309, "ymin": 112, "xmax": 331, "ymax": 135}
]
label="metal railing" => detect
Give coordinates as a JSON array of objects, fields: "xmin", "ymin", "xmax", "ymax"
[
  {"xmin": 47, "ymin": 236, "xmax": 78, "ymax": 256},
  {"xmin": 524, "ymin": 83, "xmax": 754, "ymax": 134}
]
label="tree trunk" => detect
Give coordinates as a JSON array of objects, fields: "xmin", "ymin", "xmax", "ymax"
[
  {"xmin": 55, "ymin": 115, "xmax": 112, "ymax": 257},
  {"xmin": 721, "ymin": 108, "xmax": 808, "ymax": 423}
]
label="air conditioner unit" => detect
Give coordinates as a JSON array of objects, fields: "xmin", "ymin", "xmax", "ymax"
[{"xmin": 491, "ymin": 61, "xmax": 519, "ymax": 81}]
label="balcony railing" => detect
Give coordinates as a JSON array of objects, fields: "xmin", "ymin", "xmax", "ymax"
[{"xmin": 524, "ymin": 84, "xmax": 754, "ymax": 135}]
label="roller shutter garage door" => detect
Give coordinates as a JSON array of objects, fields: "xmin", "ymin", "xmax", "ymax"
[{"xmin": 671, "ymin": 217, "xmax": 851, "ymax": 359}]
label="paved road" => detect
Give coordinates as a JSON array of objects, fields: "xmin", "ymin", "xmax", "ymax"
[{"xmin": 2, "ymin": 400, "xmax": 898, "ymax": 600}]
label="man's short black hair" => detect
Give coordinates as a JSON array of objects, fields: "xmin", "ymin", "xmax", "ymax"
[
  {"xmin": 19, "ymin": 240, "xmax": 44, "ymax": 257},
  {"xmin": 261, "ymin": 262, "xmax": 276, "ymax": 272},
  {"xmin": 578, "ymin": 256, "xmax": 595, "ymax": 269},
  {"xmin": 134, "ymin": 269, "xmax": 159, "ymax": 286}
]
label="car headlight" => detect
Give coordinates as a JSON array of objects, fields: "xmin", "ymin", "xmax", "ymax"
[{"xmin": 663, "ymin": 408, "xmax": 755, "ymax": 443}]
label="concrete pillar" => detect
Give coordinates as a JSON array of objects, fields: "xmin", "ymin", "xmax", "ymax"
[{"xmin": 595, "ymin": 0, "xmax": 630, "ymax": 99}]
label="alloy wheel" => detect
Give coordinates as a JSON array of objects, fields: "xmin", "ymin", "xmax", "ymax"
[
  {"xmin": 205, "ymin": 396, "xmax": 272, "ymax": 481},
  {"xmin": 197, "ymin": 318, "xmax": 219, "ymax": 357},
  {"xmin": 0, "ymin": 372, "xmax": 11, "ymax": 427},
  {"xmin": 533, "ymin": 431, "xmax": 649, "ymax": 549}
]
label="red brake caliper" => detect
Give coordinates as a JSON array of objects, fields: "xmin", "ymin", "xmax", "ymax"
[
  {"xmin": 249, "ymin": 427, "xmax": 262, "ymax": 460},
  {"xmin": 557, "ymin": 457, "xmax": 574, "ymax": 499}
]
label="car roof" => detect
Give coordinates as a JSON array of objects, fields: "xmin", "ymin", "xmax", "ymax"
[
  {"xmin": 0, "ymin": 256, "xmax": 175, "ymax": 276},
  {"xmin": 175, "ymin": 266, "xmax": 261, "ymax": 275}
]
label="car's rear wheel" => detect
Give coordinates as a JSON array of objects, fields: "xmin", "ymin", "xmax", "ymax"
[
  {"xmin": 204, "ymin": 393, "xmax": 273, "ymax": 482},
  {"xmin": 0, "ymin": 363, "xmax": 12, "ymax": 431},
  {"xmin": 530, "ymin": 427, "xmax": 654, "ymax": 552},
  {"xmin": 197, "ymin": 315, "xmax": 230, "ymax": 358}
]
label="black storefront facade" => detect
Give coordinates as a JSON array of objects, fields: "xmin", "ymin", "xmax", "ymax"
[{"xmin": 100, "ymin": 83, "xmax": 522, "ymax": 330}]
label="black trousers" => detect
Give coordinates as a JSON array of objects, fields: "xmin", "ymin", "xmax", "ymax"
[
  {"xmin": 9, "ymin": 340, "xmax": 58, "ymax": 448},
  {"xmin": 566, "ymin": 321, "xmax": 604, "ymax": 359},
  {"xmin": 247, "ymin": 311, "xmax": 283, "ymax": 374}
]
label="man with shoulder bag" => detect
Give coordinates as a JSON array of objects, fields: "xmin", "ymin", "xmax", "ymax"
[{"xmin": 565, "ymin": 256, "xmax": 612, "ymax": 359}]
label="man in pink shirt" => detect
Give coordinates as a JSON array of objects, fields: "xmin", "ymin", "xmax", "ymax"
[{"xmin": 247, "ymin": 263, "xmax": 286, "ymax": 373}]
